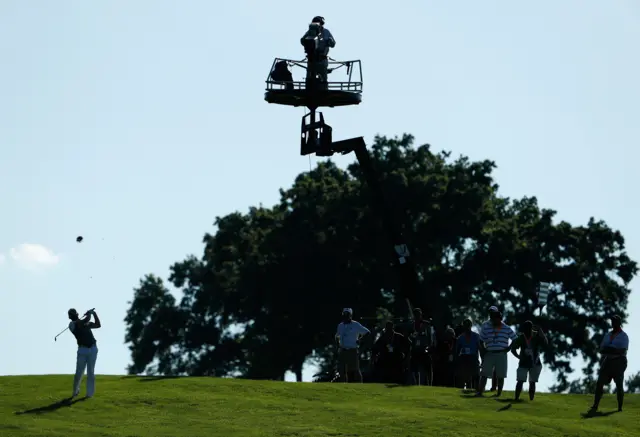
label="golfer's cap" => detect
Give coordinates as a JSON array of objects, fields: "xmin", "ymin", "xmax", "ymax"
[
  {"xmin": 489, "ymin": 306, "xmax": 499, "ymax": 313},
  {"xmin": 68, "ymin": 308, "xmax": 78, "ymax": 316},
  {"xmin": 610, "ymin": 315, "xmax": 622, "ymax": 323},
  {"xmin": 342, "ymin": 308, "xmax": 353, "ymax": 315}
]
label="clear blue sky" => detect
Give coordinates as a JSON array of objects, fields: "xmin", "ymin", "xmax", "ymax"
[{"xmin": 1, "ymin": 1, "xmax": 638, "ymax": 392}]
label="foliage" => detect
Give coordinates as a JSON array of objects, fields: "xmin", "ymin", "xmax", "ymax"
[
  {"xmin": 124, "ymin": 134, "xmax": 637, "ymax": 387},
  {"xmin": 626, "ymin": 372, "xmax": 640, "ymax": 393}
]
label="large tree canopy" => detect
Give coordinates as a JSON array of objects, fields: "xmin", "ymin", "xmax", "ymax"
[{"xmin": 124, "ymin": 134, "xmax": 637, "ymax": 387}]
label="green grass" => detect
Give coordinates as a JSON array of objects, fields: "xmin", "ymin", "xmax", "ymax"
[{"xmin": 1, "ymin": 375, "xmax": 638, "ymax": 436}]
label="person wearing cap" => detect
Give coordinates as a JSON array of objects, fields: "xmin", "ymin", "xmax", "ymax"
[
  {"xmin": 335, "ymin": 308, "xmax": 370, "ymax": 382},
  {"xmin": 407, "ymin": 308, "xmax": 434, "ymax": 386},
  {"xmin": 510, "ymin": 320, "xmax": 548, "ymax": 401},
  {"xmin": 67, "ymin": 308, "xmax": 101, "ymax": 398},
  {"xmin": 476, "ymin": 306, "xmax": 517, "ymax": 397},
  {"xmin": 589, "ymin": 315, "xmax": 629, "ymax": 413},
  {"xmin": 455, "ymin": 318, "xmax": 481, "ymax": 389},
  {"xmin": 300, "ymin": 16, "xmax": 335, "ymax": 87}
]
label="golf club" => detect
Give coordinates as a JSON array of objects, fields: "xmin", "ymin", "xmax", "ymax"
[{"xmin": 54, "ymin": 308, "xmax": 95, "ymax": 341}]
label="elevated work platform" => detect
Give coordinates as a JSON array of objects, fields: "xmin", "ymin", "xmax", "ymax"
[{"xmin": 265, "ymin": 58, "xmax": 362, "ymax": 108}]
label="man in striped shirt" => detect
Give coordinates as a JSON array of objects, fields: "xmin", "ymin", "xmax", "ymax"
[{"xmin": 476, "ymin": 306, "xmax": 517, "ymax": 397}]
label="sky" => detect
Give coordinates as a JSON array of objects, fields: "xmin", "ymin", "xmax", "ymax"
[{"xmin": 1, "ymin": 1, "xmax": 638, "ymax": 393}]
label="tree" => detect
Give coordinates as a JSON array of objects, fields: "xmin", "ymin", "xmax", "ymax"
[
  {"xmin": 625, "ymin": 371, "xmax": 640, "ymax": 393},
  {"xmin": 124, "ymin": 134, "xmax": 637, "ymax": 387}
]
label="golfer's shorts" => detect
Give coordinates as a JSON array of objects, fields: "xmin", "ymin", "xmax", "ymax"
[
  {"xmin": 481, "ymin": 352, "xmax": 508, "ymax": 379},
  {"xmin": 516, "ymin": 365, "xmax": 542, "ymax": 383}
]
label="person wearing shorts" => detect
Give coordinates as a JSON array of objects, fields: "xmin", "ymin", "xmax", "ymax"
[
  {"xmin": 589, "ymin": 315, "xmax": 629, "ymax": 413},
  {"xmin": 510, "ymin": 320, "xmax": 548, "ymax": 401},
  {"xmin": 335, "ymin": 308, "xmax": 370, "ymax": 382},
  {"xmin": 476, "ymin": 306, "xmax": 516, "ymax": 397}
]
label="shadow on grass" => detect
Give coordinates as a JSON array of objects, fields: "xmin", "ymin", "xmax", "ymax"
[
  {"xmin": 460, "ymin": 393, "xmax": 484, "ymax": 399},
  {"xmin": 138, "ymin": 375, "xmax": 183, "ymax": 383},
  {"xmin": 15, "ymin": 396, "xmax": 88, "ymax": 415},
  {"xmin": 581, "ymin": 410, "xmax": 618, "ymax": 419},
  {"xmin": 496, "ymin": 403, "xmax": 513, "ymax": 412},
  {"xmin": 384, "ymin": 384, "xmax": 409, "ymax": 389},
  {"xmin": 495, "ymin": 398, "xmax": 523, "ymax": 404}
]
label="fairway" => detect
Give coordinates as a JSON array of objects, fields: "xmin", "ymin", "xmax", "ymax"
[{"xmin": 1, "ymin": 376, "xmax": 638, "ymax": 436}]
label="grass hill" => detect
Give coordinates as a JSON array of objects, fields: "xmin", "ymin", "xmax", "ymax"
[{"xmin": 1, "ymin": 375, "xmax": 638, "ymax": 436}]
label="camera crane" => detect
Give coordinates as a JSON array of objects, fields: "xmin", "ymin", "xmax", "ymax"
[{"xmin": 264, "ymin": 28, "xmax": 426, "ymax": 316}]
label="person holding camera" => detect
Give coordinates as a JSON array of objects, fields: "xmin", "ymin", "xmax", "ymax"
[{"xmin": 300, "ymin": 16, "xmax": 336, "ymax": 87}]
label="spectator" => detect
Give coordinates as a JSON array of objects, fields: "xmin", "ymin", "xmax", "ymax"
[
  {"xmin": 455, "ymin": 318, "xmax": 481, "ymax": 390},
  {"xmin": 589, "ymin": 315, "xmax": 629, "ymax": 413},
  {"xmin": 335, "ymin": 308, "xmax": 371, "ymax": 383},
  {"xmin": 476, "ymin": 306, "xmax": 517, "ymax": 397},
  {"xmin": 408, "ymin": 308, "xmax": 434, "ymax": 386},
  {"xmin": 510, "ymin": 320, "xmax": 548, "ymax": 401},
  {"xmin": 433, "ymin": 327, "xmax": 457, "ymax": 387},
  {"xmin": 373, "ymin": 321, "xmax": 411, "ymax": 384}
]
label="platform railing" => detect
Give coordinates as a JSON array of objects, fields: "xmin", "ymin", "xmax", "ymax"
[
  {"xmin": 265, "ymin": 57, "xmax": 363, "ymax": 93},
  {"xmin": 266, "ymin": 81, "xmax": 362, "ymax": 92}
]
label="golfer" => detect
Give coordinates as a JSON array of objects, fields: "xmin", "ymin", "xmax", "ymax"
[{"xmin": 68, "ymin": 308, "xmax": 101, "ymax": 398}]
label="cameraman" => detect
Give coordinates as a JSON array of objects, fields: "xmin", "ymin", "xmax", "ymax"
[{"xmin": 300, "ymin": 16, "xmax": 335, "ymax": 86}]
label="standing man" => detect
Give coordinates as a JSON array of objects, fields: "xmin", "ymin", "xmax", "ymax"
[
  {"xmin": 476, "ymin": 306, "xmax": 517, "ymax": 397},
  {"xmin": 300, "ymin": 16, "xmax": 336, "ymax": 86},
  {"xmin": 335, "ymin": 308, "xmax": 370, "ymax": 383},
  {"xmin": 373, "ymin": 321, "xmax": 411, "ymax": 384},
  {"xmin": 408, "ymin": 308, "xmax": 434, "ymax": 386},
  {"xmin": 455, "ymin": 318, "xmax": 481, "ymax": 390},
  {"xmin": 435, "ymin": 327, "xmax": 458, "ymax": 387},
  {"xmin": 510, "ymin": 320, "xmax": 548, "ymax": 401},
  {"xmin": 589, "ymin": 315, "xmax": 629, "ymax": 413},
  {"xmin": 68, "ymin": 308, "xmax": 101, "ymax": 398}
]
